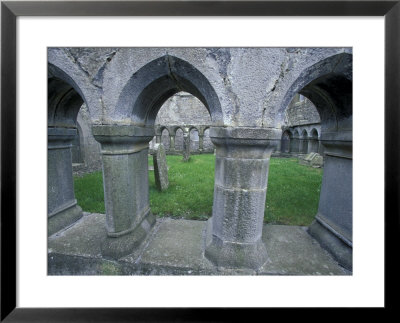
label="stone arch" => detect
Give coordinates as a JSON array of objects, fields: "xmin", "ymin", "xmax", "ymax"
[
  {"xmin": 47, "ymin": 64, "xmax": 92, "ymax": 236},
  {"xmin": 310, "ymin": 128, "xmax": 319, "ymax": 139},
  {"xmin": 115, "ymin": 55, "xmax": 223, "ymax": 127},
  {"xmin": 278, "ymin": 53, "xmax": 352, "ymax": 134},
  {"xmin": 48, "ymin": 68, "xmax": 86, "ymax": 129},
  {"xmin": 189, "ymin": 128, "xmax": 200, "ymax": 152},
  {"xmin": 279, "ymin": 53, "xmax": 353, "ymax": 270},
  {"xmin": 309, "ymin": 128, "xmax": 320, "ymax": 153}
]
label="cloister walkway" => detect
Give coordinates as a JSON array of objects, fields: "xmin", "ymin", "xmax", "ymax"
[{"xmin": 48, "ymin": 212, "xmax": 349, "ymax": 275}]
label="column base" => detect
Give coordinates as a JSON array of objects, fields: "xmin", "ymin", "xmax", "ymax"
[
  {"xmin": 204, "ymin": 218, "xmax": 269, "ymax": 270},
  {"xmin": 308, "ymin": 216, "xmax": 352, "ymax": 271},
  {"xmin": 48, "ymin": 202, "xmax": 83, "ymax": 236},
  {"xmin": 101, "ymin": 211, "xmax": 156, "ymax": 260}
]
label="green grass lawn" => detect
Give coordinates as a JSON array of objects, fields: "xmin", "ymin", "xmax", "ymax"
[{"xmin": 74, "ymin": 154, "xmax": 323, "ymax": 226}]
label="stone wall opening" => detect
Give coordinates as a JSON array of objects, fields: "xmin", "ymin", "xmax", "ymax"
[{"xmin": 280, "ymin": 53, "xmax": 353, "ymax": 270}]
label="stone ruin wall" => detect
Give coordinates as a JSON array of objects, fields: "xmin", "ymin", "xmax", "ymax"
[
  {"xmin": 152, "ymin": 92, "xmax": 214, "ymax": 153},
  {"xmin": 285, "ymin": 94, "xmax": 321, "ymax": 127}
]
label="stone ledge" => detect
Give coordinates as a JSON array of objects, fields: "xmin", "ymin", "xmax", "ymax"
[{"xmin": 48, "ymin": 213, "xmax": 350, "ymax": 276}]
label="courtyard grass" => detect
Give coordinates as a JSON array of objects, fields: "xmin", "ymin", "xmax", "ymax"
[{"xmin": 74, "ymin": 154, "xmax": 323, "ymax": 226}]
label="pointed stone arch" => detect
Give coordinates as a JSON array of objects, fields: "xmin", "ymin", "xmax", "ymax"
[
  {"xmin": 278, "ymin": 53, "xmax": 352, "ymax": 134},
  {"xmin": 115, "ymin": 55, "xmax": 224, "ymax": 127}
]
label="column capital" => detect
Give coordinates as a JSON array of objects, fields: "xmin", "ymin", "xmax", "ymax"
[
  {"xmin": 48, "ymin": 127, "xmax": 77, "ymax": 149},
  {"xmin": 320, "ymin": 130, "xmax": 352, "ymax": 158},
  {"xmin": 92, "ymin": 125, "xmax": 155, "ymax": 155},
  {"xmin": 209, "ymin": 127, "xmax": 281, "ymax": 159}
]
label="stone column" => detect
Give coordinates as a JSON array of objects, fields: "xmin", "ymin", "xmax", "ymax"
[
  {"xmin": 299, "ymin": 138, "xmax": 308, "ymax": 154},
  {"xmin": 204, "ymin": 127, "xmax": 280, "ymax": 270},
  {"xmin": 318, "ymin": 140, "xmax": 324, "ymax": 154},
  {"xmin": 198, "ymin": 134, "xmax": 204, "ymax": 153},
  {"xmin": 169, "ymin": 135, "xmax": 175, "ymax": 152},
  {"xmin": 48, "ymin": 127, "xmax": 83, "ymax": 236},
  {"xmin": 92, "ymin": 125, "xmax": 156, "ymax": 260},
  {"xmin": 308, "ymin": 132, "xmax": 352, "ymax": 270},
  {"xmin": 156, "ymin": 135, "xmax": 161, "ymax": 144},
  {"xmin": 290, "ymin": 138, "xmax": 299, "ymax": 153},
  {"xmin": 182, "ymin": 127, "xmax": 190, "ymax": 162}
]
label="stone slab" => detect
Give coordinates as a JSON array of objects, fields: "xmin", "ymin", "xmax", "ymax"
[
  {"xmin": 152, "ymin": 143, "xmax": 169, "ymax": 191},
  {"xmin": 48, "ymin": 213, "xmax": 349, "ymax": 275}
]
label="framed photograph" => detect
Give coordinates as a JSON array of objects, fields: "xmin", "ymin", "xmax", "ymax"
[{"xmin": 2, "ymin": 0, "xmax": 398, "ymax": 320}]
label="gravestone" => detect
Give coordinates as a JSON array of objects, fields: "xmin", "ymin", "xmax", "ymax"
[
  {"xmin": 299, "ymin": 152, "xmax": 324, "ymax": 168},
  {"xmin": 153, "ymin": 143, "xmax": 169, "ymax": 191}
]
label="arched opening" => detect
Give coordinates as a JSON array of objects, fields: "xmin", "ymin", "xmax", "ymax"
[
  {"xmin": 115, "ymin": 55, "xmax": 223, "ymax": 127},
  {"xmin": 91, "ymin": 55, "xmax": 223, "ymax": 260},
  {"xmin": 190, "ymin": 128, "xmax": 199, "ymax": 152},
  {"xmin": 281, "ymin": 130, "xmax": 291, "ymax": 153},
  {"xmin": 309, "ymin": 128, "xmax": 319, "ymax": 153},
  {"xmin": 277, "ymin": 53, "xmax": 353, "ymax": 270},
  {"xmin": 301, "ymin": 129, "xmax": 309, "ymax": 153},
  {"xmin": 48, "ymin": 67, "xmax": 88, "ymax": 236},
  {"xmin": 290, "ymin": 129, "xmax": 300, "ymax": 153}
]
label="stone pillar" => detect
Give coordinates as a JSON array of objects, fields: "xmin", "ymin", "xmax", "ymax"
[
  {"xmin": 318, "ymin": 140, "xmax": 324, "ymax": 154},
  {"xmin": 92, "ymin": 125, "xmax": 156, "ymax": 260},
  {"xmin": 182, "ymin": 127, "xmax": 190, "ymax": 162},
  {"xmin": 198, "ymin": 134, "xmax": 204, "ymax": 153},
  {"xmin": 300, "ymin": 139, "xmax": 308, "ymax": 154},
  {"xmin": 204, "ymin": 127, "xmax": 280, "ymax": 270},
  {"xmin": 156, "ymin": 135, "xmax": 161, "ymax": 144},
  {"xmin": 308, "ymin": 132, "xmax": 352, "ymax": 270},
  {"xmin": 48, "ymin": 127, "xmax": 83, "ymax": 236},
  {"xmin": 169, "ymin": 135, "xmax": 175, "ymax": 152},
  {"xmin": 290, "ymin": 138, "xmax": 299, "ymax": 153}
]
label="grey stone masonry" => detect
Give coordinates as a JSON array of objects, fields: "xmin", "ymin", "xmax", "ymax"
[
  {"xmin": 48, "ymin": 47, "xmax": 353, "ymax": 272},
  {"xmin": 205, "ymin": 127, "xmax": 280, "ymax": 270},
  {"xmin": 308, "ymin": 132, "xmax": 352, "ymax": 270},
  {"xmin": 48, "ymin": 127, "xmax": 83, "ymax": 236},
  {"xmin": 152, "ymin": 143, "xmax": 169, "ymax": 191},
  {"xmin": 92, "ymin": 125, "xmax": 156, "ymax": 259}
]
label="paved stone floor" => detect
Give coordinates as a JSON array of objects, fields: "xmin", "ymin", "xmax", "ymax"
[{"xmin": 48, "ymin": 212, "xmax": 350, "ymax": 276}]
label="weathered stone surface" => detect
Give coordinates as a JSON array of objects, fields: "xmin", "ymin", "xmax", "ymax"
[
  {"xmin": 92, "ymin": 125, "xmax": 156, "ymax": 259},
  {"xmin": 152, "ymin": 143, "xmax": 169, "ymax": 191},
  {"xmin": 299, "ymin": 152, "xmax": 324, "ymax": 168},
  {"xmin": 285, "ymin": 95, "xmax": 320, "ymax": 126},
  {"xmin": 48, "ymin": 214, "xmax": 349, "ymax": 275},
  {"xmin": 48, "ymin": 127, "xmax": 83, "ymax": 236},
  {"xmin": 308, "ymin": 145, "xmax": 352, "ymax": 270},
  {"xmin": 205, "ymin": 127, "xmax": 279, "ymax": 270},
  {"xmin": 48, "ymin": 47, "xmax": 353, "ymax": 272}
]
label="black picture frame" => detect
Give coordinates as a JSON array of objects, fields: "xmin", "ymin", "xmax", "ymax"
[{"xmin": 1, "ymin": 0, "xmax": 398, "ymax": 320}]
